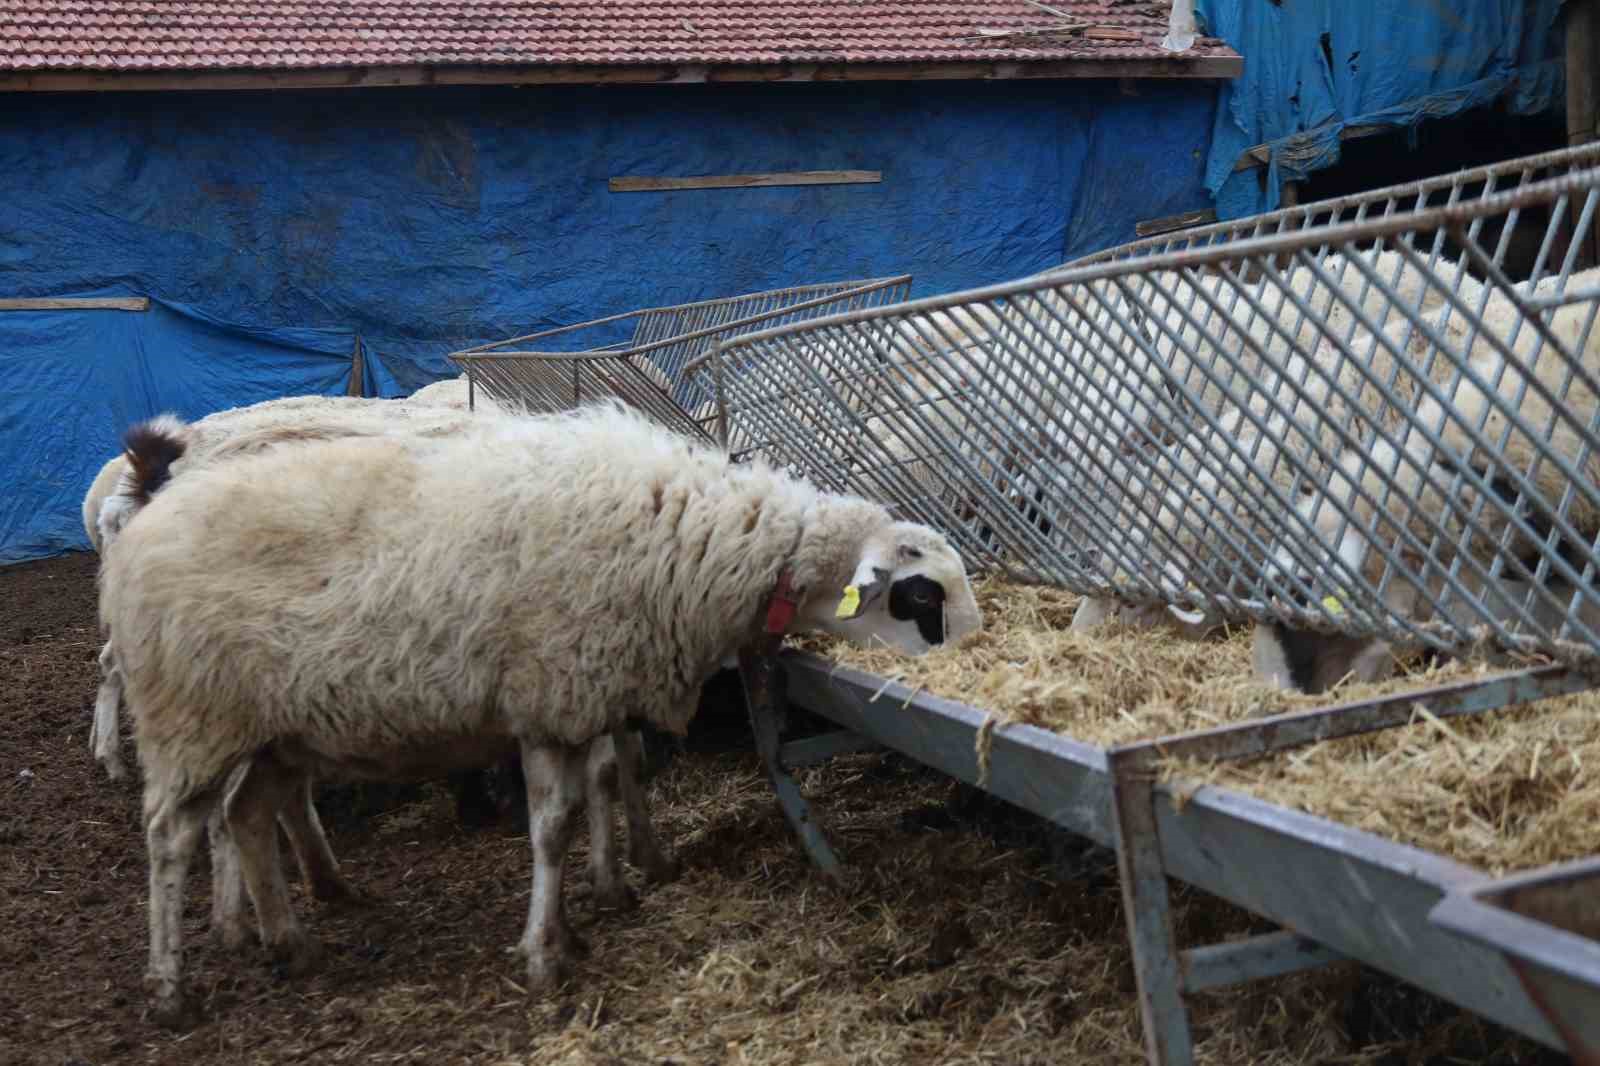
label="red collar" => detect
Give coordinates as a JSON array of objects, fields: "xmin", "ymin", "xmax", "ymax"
[{"xmin": 763, "ymin": 568, "xmax": 801, "ymax": 635}]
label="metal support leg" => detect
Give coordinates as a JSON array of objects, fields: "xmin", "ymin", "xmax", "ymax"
[
  {"xmin": 1110, "ymin": 750, "xmax": 1195, "ymax": 1066},
  {"xmin": 738, "ymin": 646, "xmax": 843, "ymax": 883}
]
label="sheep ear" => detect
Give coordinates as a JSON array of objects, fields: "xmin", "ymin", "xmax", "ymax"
[{"xmin": 835, "ymin": 552, "xmax": 893, "ymax": 620}]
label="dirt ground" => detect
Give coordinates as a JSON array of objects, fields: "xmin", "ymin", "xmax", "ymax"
[{"xmin": 0, "ymin": 552, "xmax": 1568, "ymax": 1065}]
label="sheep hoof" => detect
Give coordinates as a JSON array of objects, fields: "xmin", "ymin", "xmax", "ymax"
[
  {"xmin": 210, "ymin": 917, "xmax": 255, "ymax": 951},
  {"xmin": 521, "ymin": 949, "xmax": 572, "ymax": 993},
  {"xmin": 591, "ymin": 882, "xmax": 638, "ymax": 914},
  {"xmin": 145, "ymin": 979, "xmax": 198, "ymax": 1030},
  {"xmin": 265, "ymin": 930, "xmax": 323, "ymax": 978},
  {"xmin": 635, "ymin": 850, "xmax": 681, "ymax": 885},
  {"xmin": 97, "ymin": 752, "xmax": 127, "ymax": 782},
  {"xmin": 311, "ymin": 874, "xmax": 375, "ymax": 908}
]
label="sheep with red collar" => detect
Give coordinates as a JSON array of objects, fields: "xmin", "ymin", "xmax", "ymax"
[{"xmin": 102, "ymin": 400, "xmax": 979, "ymax": 1026}]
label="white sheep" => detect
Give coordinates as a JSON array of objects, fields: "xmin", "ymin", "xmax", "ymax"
[
  {"xmin": 86, "ymin": 395, "xmax": 490, "ymax": 778},
  {"xmin": 1253, "ymin": 268, "xmax": 1600, "ymax": 690},
  {"xmin": 1066, "ymin": 249, "xmax": 1498, "ymax": 636},
  {"xmin": 102, "ymin": 401, "xmax": 980, "ymax": 1025}
]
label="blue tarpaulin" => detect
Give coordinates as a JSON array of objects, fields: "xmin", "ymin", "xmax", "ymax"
[
  {"xmin": 1196, "ymin": 0, "xmax": 1567, "ymax": 218},
  {"xmin": 1, "ymin": 79, "xmax": 1218, "ymax": 563},
  {"xmin": 0, "ymin": 299, "xmax": 354, "ymax": 564}
]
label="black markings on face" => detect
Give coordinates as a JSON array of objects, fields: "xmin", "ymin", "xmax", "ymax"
[
  {"xmin": 889, "ymin": 574, "xmax": 948, "ymax": 645},
  {"xmin": 1270, "ymin": 623, "xmax": 1323, "ymax": 693}
]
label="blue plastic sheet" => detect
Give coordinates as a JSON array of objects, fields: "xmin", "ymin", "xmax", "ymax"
[
  {"xmin": 1197, "ymin": 0, "xmax": 1567, "ymax": 218},
  {"xmin": 0, "ymin": 298, "xmax": 354, "ymax": 564},
  {"xmin": 0, "ymin": 79, "xmax": 1219, "ymax": 562}
]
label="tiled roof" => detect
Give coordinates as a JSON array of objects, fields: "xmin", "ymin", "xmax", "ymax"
[{"xmin": 0, "ymin": 1, "xmax": 1237, "ymax": 74}]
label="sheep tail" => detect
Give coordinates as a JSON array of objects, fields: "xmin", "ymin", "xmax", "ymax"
[
  {"xmin": 98, "ymin": 415, "xmax": 188, "ymax": 550},
  {"xmin": 121, "ymin": 415, "xmax": 188, "ymax": 504}
]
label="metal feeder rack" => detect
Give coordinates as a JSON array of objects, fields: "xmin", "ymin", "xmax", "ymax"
[
  {"xmin": 694, "ymin": 143, "xmax": 1600, "ymax": 1064},
  {"xmin": 447, "ymin": 276, "xmax": 912, "ymax": 442}
]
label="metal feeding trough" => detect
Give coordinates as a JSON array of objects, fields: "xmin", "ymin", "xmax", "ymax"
[
  {"xmin": 1431, "ymin": 857, "xmax": 1600, "ymax": 1063},
  {"xmin": 448, "ymin": 276, "xmax": 912, "ymax": 442},
  {"xmin": 693, "ymin": 140, "xmax": 1600, "ymax": 1065}
]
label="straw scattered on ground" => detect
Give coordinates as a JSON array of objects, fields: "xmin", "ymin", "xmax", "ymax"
[
  {"xmin": 797, "ymin": 577, "xmax": 1599, "ymax": 873},
  {"xmin": 1, "ymin": 553, "xmax": 1564, "ymax": 1065}
]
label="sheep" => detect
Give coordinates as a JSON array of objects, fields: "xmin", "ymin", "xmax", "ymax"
[
  {"xmin": 1252, "ymin": 268, "xmax": 1600, "ymax": 690},
  {"xmin": 1064, "ymin": 249, "xmax": 1501, "ymax": 636},
  {"xmin": 102, "ymin": 400, "xmax": 980, "ymax": 1025},
  {"xmin": 88, "ymin": 395, "xmax": 682, "ymax": 845},
  {"xmin": 86, "ymin": 395, "xmax": 490, "ymax": 779},
  {"xmin": 95, "ymin": 408, "xmax": 684, "ymax": 993}
]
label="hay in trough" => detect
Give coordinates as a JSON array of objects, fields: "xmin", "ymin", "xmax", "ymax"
[{"xmin": 796, "ymin": 578, "xmax": 1599, "ymax": 873}]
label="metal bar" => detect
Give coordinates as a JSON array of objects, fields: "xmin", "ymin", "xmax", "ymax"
[
  {"xmin": 1181, "ymin": 930, "xmax": 1346, "ymax": 993},
  {"xmin": 781, "ymin": 651, "xmax": 1564, "ymax": 1049},
  {"xmin": 1109, "ymin": 753, "xmax": 1195, "ymax": 1066},
  {"xmin": 1115, "ymin": 664, "xmax": 1594, "ymax": 768},
  {"xmin": 779, "ymin": 730, "xmax": 881, "ymax": 769},
  {"xmin": 739, "ymin": 649, "xmax": 843, "ymax": 883}
]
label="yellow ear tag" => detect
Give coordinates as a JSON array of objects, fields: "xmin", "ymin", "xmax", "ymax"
[
  {"xmin": 835, "ymin": 585, "xmax": 862, "ymax": 619},
  {"xmin": 1321, "ymin": 594, "xmax": 1345, "ymax": 616}
]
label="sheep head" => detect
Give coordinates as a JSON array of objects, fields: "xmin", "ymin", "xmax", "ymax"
[{"xmin": 805, "ymin": 520, "xmax": 981, "ymax": 655}]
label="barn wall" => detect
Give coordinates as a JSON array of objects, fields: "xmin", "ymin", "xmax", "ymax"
[{"xmin": 0, "ymin": 78, "xmax": 1218, "ymax": 563}]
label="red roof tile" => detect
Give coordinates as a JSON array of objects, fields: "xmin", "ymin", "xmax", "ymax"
[{"xmin": 0, "ymin": 1, "xmax": 1236, "ymax": 74}]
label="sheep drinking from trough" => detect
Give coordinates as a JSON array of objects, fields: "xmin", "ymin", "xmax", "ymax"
[{"xmin": 102, "ymin": 401, "xmax": 981, "ymax": 1026}]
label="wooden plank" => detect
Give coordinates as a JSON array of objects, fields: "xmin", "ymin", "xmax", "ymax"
[
  {"xmin": 609, "ymin": 170, "xmax": 881, "ymax": 193},
  {"xmin": 0, "ymin": 297, "xmax": 149, "ymax": 311},
  {"xmin": 1134, "ymin": 208, "xmax": 1217, "ymax": 237},
  {"xmin": 1231, "ymin": 123, "xmax": 1391, "ymax": 172},
  {"xmin": 0, "ymin": 56, "xmax": 1242, "ymax": 94}
]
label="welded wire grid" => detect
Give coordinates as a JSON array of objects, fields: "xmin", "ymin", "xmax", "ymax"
[
  {"xmin": 703, "ymin": 154, "xmax": 1600, "ymax": 663},
  {"xmin": 448, "ymin": 277, "xmax": 912, "ymax": 441}
]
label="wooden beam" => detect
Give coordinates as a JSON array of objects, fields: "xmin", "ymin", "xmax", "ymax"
[
  {"xmin": 610, "ymin": 170, "xmax": 880, "ymax": 193},
  {"xmin": 0, "ymin": 55, "xmax": 1242, "ymax": 94},
  {"xmin": 0, "ymin": 297, "xmax": 149, "ymax": 311},
  {"xmin": 1134, "ymin": 207, "xmax": 1217, "ymax": 237},
  {"xmin": 1231, "ymin": 122, "xmax": 1390, "ymax": 172}
]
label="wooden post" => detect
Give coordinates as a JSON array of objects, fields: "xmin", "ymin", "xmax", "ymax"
[
  {"xmin": 1567, "ymin": 0, "xmax": 1599, "ymax": 268},
  {"xmin": 347, "ymin": 339, "xmax": 365, "ymax": 396}
]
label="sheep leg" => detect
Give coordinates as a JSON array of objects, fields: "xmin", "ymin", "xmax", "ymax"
[
  {"xmin": 515, "ymin": 739, "xmax": 587, "ymax": 991},
  {"xmin": 144, "ymin": 786, "xmax": 210, "ymax": 1029},
  {"xmin": 583, "ymin": 734, "xmax": 637, "ymax": 913},
  {"xmin": 279, "ymin": 774, "xmax": 370, "ymax": 906},
  {"xmin": 91, "ymin": 640, "xmax": 126, "ymax": 781},
  {"xmin": 207, "ymin": 795, "xmax": 252, "ymax": 950},
  {"xmin": 225, "ymin": 755, "xmax": 321, "ymax": 977},
  {"xmin": 615, "ymin": 728, "xmax": 678, "ymax": 884}
]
